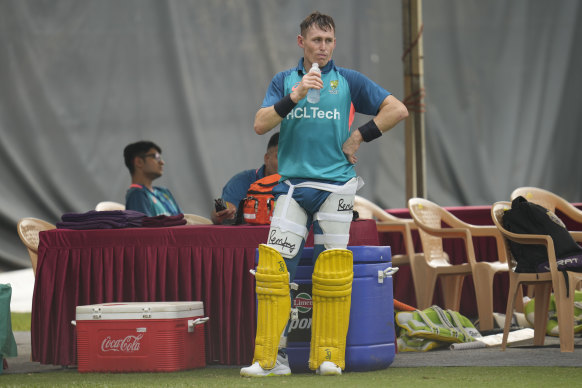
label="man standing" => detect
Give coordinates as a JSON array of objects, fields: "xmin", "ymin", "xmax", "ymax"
[
  {"xmin": 241, "ymin": 12, "xmax": 408, "ymax": 377},
  {"xmin": 123, "ymin": 141, "xmax": 182, "ymax": 217}
]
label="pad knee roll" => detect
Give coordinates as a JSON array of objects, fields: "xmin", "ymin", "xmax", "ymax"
[
  {"xmin": 253, "ymin": 244, "xmax": 291, "ymax": 369},
  {"xmin": 309, "ymin": 249, "xmax": 353, "ymax": 371}
]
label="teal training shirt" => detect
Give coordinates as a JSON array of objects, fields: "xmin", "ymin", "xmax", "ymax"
[
  {"xmin": 261, "ymin": 58, "xmax": 390, "ymax": 182},
  {"xmin": 125, "ymin": 184, "xmax": 182, "ymax": 217}
]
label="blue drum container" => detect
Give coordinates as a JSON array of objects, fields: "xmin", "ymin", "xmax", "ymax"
[{"xmin": 283, "ymin": 246, "xmax": 395, "ymax": 372}]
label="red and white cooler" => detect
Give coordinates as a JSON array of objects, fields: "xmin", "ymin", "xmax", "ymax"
[{"xmin": 74, "ymin": 301, "xmax": 208, "ymax": 373}]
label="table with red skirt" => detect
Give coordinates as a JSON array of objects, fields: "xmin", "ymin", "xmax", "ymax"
[
  {"xmin": 32, "ymin": 204, "xmax": 582, "ymax": 367},
  {"xmin": 32, "ymin": 219, "xmax": 379, "ymax": 367}
]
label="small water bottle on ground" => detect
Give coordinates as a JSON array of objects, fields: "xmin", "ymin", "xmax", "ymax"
[{"xmin": 306, "ymin": 62, "xmax": 320, "ymax": 104}]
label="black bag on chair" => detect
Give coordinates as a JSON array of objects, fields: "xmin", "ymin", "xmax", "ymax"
[{"xmin": 502, "ymin": 196, "xmax": 582, "ymax": 273}]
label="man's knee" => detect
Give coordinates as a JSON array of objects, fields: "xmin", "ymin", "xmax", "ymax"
[
  {"xmin": 313, "ymin": 193, "xmax": 354, "ymax": 250},
  {"xmin": 268, "ymin": 195, "xmax": 308, "ymax": 259}
]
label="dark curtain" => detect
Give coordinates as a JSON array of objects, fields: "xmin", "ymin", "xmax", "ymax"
[{"xmin": 1, "ymin": 0, "xmax": 581, "ymax": 268}]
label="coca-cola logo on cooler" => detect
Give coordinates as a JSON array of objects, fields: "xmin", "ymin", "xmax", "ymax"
[{"xmin": 101, "ymin": 334, "xmax": 144, "ymax": 353}]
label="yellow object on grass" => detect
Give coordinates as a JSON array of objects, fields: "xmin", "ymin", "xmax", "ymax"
[
  {"xmin": 524, "ymin": 290, "xmax": 582, "ymax": 336},
  {"xmin": 395, "ymin": 305, "xmax": 481, "ymax": 352}
]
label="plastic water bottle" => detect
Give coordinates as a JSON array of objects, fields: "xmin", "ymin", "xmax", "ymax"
[{"xmin": 306, "ymin": 62, "xmax": 320, "ymax": 104}]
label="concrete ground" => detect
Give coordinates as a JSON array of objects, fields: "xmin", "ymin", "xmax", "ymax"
[
  {"xmin": 3, "ymin": 331, "xmax": 581, "ymax": 374},
  {"xmin": 3, "ymin": 332, "xmax": 65, "ymax": 374}
]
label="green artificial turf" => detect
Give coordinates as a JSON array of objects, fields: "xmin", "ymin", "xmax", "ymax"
[
  {"xmin": 10, "ymin": 312, "xmax": 31, "ymax": 332},
  {"xmin": 1, "ymin": 366, "xmax": 582, "ymax": 387}
]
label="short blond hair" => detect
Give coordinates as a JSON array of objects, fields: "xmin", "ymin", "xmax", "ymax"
[{"xmin": 300, "ymin": 11, "xmax": 335, "ymax": 36}]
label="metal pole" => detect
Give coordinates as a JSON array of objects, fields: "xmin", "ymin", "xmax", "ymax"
[{"xmin": 402, "ymin": 0, "xmax": 426, "ymax": 200}]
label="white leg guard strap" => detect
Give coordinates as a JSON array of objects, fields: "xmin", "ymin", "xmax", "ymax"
[
  {"xmin": 269, "ymin": 195, "xmax": 308, "ymax": 259},
  {"xmin": 309, "ymin": 249, "xmax": 353, "ymax": 371}
]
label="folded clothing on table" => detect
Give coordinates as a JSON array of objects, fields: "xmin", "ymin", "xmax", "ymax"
[
  {"xmin": 57, "ymin": 210, "xmax": 146, "ymax": 230},
  {"xmin": 141, "ymin": 214, "xmax": 187, "ymax": 227}
]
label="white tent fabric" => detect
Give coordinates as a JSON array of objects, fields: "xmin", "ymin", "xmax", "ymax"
[{"xmin": 1, "ymin": 0, "xmax": 581, "ymax": 268}]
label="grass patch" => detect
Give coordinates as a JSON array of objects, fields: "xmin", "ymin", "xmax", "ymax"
[
  {"xmin": 1, "ymin": 366, "xmax": 582, "ymax": 387},
  {"xmin": 10, "ymin": 312, "xmax": 31, "ymax": 331}
]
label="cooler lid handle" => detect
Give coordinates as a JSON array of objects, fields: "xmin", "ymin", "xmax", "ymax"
[{"xmin": 188, "ymin": 317, "xmax": 209, "ymax": 332}]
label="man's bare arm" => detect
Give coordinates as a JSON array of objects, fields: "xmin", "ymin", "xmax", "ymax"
[
  {"xmin": 342, "ymin": 95, "xmax": 409, "ymax": 164},
  {"xmin": 253, "ymin": 71, "xmax": 323, "ymax": 135},
  {"xmin": 254, "ymin": 106, "xmax": 284, "ymax": 135}
]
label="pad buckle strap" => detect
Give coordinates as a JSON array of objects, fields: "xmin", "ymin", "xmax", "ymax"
[
  {"xmin": 271, "ymin": 216, "xmax": 309, "ymax": 238},
  {"xmin": 447, "ymin": 309, "xmax": 475, "ymax": 341},
  {"xmin": 314, "ymin": 212, "xmax": 353, "ymax": 223},
  {"xmin": 416, "ymin": 308, "xmax": 439, "ymax": 332},
  {"xmin": 431, "ymin": 306, "xmax": 460, "ymax": 338},
  {"xmin": 290, "ymin": 308, "xmax": 299, "ymax": 322},
  {"xmin": 290, "ymin": 281, "xmax": 299, "ymax": 322},
  {"xmin": 314, "ymin": 233, "xmax": 350, "ymax": 247}
]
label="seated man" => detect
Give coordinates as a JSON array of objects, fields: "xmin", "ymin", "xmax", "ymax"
[
  {"xmin": 123, "ymin": 141, "xmax": 182, "ymax": 217},
  {"xmin": 211, "ymin": 132, "xmax": 279, "ymax": 224}
]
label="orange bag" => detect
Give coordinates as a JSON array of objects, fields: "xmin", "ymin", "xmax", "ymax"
[{"xmin": 240, "ymin": 174, "xmax": 281, "ymax": 225}]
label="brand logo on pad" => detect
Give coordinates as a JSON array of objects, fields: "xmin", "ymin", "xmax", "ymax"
[{"xmin": 294, "ymin": 292, "xmax": 312, "ymax": 313}]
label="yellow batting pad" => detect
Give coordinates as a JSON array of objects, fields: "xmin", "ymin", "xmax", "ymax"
[
  {"xmin": 252, "ymin": 244, "xmax": 291, "ymax": 369},
  {"xmin": 309, "ymin": 249, "xmax": 353, "ymax": 371}
]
